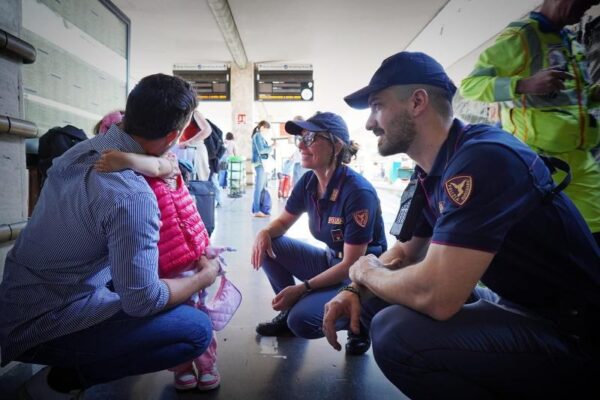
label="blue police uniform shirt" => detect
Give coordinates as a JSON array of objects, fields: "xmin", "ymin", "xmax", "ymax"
[
  {"xmin": 285, "ymin": 165, "xmax": 387, "ymax": 257},
  {"xmin": 411, "ymin": 119, "xmax": 600, "ymax": 324}
]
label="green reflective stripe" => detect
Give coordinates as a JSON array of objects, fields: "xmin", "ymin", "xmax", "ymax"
[
  {"xmin": 522, "ymin": 24, "xmax": 543, "ymax": 73},
  {"xmin": 508, "ymin": 21, "xmax": 527, "ymax": 28},
  {"xmin": 513, "ymin": 89, "xmax": 582, "ymax": 108},
  {"xmin": 494, "ymin": 77, "xmax": 513, "ymax": 101},
  {"xmin": 470, "ymin": 66, "xmax": 496, "ymax": 77}
]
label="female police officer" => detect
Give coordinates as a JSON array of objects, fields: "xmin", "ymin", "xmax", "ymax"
[{"xmin": 251, "ymin": 111, "xmax": 387, "ymax": 355}]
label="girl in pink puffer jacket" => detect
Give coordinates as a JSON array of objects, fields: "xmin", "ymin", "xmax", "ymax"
[{"xmin": 93, "ymin": 112, "xmax": 227, "ymax": 392}]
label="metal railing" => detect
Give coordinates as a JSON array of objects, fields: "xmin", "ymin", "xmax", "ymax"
[
  {"xmin": 0, "ymin": 28, "xmax": 36, "ymax": 64},
  {"xmin": 0, "ymin": 115, "xmax": 37, "ymax": 138},
  {"xmin": 0, "ymin": 221, "xmax": 27, "ymax": 244}
]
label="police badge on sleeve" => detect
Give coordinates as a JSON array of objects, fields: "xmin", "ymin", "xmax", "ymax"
[
  {"xmin": 353, "ymin": 210, "xmax": 369, "ymax": 228},
  {"xmin": 444, "ymin": 176, "xmax": 473, "ymax": 206}
]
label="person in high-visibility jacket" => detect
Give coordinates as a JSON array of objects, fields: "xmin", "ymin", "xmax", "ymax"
[{"xmin": 460, "ymin": 0, "xmax": 600, "ymax": 244}]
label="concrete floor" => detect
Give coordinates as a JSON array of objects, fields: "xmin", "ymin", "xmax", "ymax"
[{"xmin": 0, "ymin": 179, "xmax": 408, "ymax": 400}]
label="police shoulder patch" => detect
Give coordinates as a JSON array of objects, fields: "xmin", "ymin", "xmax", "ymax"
[
  {"xmin": 444, "ymin": 175, "xmax": 473, "ymax": 206},
  {"xmin": 353, "ymin": 209, "xmax": 369, "ymax": 228}
]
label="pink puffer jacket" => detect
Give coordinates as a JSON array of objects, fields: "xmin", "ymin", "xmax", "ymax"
[{"xmin": 146, "ymin": 175, "xmax": 210, "ymax": 278}]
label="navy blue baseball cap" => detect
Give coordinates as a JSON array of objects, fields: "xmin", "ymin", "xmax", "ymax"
[
  {"xmin": 285, "ymin": 112, "xmax": 350, "ymax": 144},
  {"xmin": 344, "ymin": 51, "xmax": 457, "ymax": 109}
]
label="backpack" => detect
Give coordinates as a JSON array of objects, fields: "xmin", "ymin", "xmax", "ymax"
[
  {"xmin": 38, "ymin": 125, "xmax": 88, "ymax": 184},
  {"xmin": 204, "ymin": 119, "xmax": 227, "ymax": 174}
]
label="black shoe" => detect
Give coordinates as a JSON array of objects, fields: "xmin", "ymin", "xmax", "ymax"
[
  {"xmin": 256, "ymin": 310, "xmax": 293, "ymax": 336},
  {"xmin": 345, "ymin": 330, "xmax": 371, "ymax": 355}
]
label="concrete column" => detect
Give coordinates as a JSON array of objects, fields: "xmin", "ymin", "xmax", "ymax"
[
  {"xmin": 229, "ymin": 62, "xmax": 255, "ymax": 184},
  {"xmin": 0, "ymin": 0, "xmax": 27, "ymax": 275},
  {"xmin": 0, "ymin": 0, "xmax": 26, "ymax": 372}
]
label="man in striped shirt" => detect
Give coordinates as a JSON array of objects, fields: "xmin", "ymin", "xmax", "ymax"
[{"xmin": 0, "ymin": 74, "xmax": 219, "ymax": 398}]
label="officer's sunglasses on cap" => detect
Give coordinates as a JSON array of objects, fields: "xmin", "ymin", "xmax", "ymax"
[{"xmin": 296, "ymin": 130, "xmax": 331, "ymax": 147}]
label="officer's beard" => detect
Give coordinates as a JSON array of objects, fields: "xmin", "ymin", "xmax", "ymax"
[{"xmin": 378, "ymin": 109, "xmax": 417, "ymax": 156}]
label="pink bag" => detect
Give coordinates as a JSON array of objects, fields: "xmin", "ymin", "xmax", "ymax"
[
  {"xmin": 199, "ymin": 273, "xmax": 242, "ymax": 331},
  {"xmin": 197, "ymin": 249, "xmax": 242, "ymax": 331}
]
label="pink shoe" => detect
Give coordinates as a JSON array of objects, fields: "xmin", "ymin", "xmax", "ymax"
[
  {"xmin": 193, "ymin": 336, "xmax": 220, "ymax": 390},
  {"xmin": 197, "ymin": 365, "xmax": 220, "ymax": 391},
  {"xmin": 173, "ymin": 365, "xmax": 197, "ymax": 391}
]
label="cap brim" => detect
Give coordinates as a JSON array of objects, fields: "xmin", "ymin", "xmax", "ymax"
[
  {"xmin": 285, "ymin": 120, "xmax": 326, "ymax": 135},
  {"xmin": 344, "ymin": 83, "xmax": 389, "ymax": 109}
]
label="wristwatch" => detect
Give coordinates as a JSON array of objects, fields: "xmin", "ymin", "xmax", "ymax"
[{"xmin": 303, "ymin": 280, "xmax": 313, "ymax": 293}]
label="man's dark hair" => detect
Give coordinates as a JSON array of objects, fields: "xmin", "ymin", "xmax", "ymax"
[{"xmin": 122, "ymin": 74, "xmax": 197, "ymax": 140}]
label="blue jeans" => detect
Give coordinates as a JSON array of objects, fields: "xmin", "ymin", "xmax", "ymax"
[
  {"xmin": 362, "ymin": 287, "xmax": 597, "ymax": 399},
  {"xmin": 261, "ymin": 236, "xmax": 350, "ymax": 338},
  {"xmin": 210, "ymin": 173, "xmax": 222, "ymax": 206},
  {"xmin": 16, "ymin": 305, "xmax": 212, "ymax": 388},
  {"xmin": 218, "ymin": 169, "xmax": 227, "ymax": 188},
  {"xmin": 252, "ymin": 165, "xmax": 266, "ymax": 213}
]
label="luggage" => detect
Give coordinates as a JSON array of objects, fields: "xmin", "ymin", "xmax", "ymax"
[
  {"xmin": 188, "ymin": 180, "xmax": 216, "ymax": 236},
  {"xmin": 278, "ymin": 173, "xmax": 291, "ymax": 198},
  {"xmin": 38, "ymin": 125, "xmax": 88, "ymax": 186}
]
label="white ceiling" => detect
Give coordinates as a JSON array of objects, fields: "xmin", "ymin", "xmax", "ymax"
[{"xmin": 110, "ymin": 0, "xmax": 597, "ymax": 131}]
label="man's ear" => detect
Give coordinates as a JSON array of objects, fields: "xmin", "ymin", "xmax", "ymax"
[
  {"xmin": 410, "ymin": 89, "xmax": 429, "ymax": 116},
  {"xmin": 165, "ymin": 129, "xmax": 180, "ymax": 143}
]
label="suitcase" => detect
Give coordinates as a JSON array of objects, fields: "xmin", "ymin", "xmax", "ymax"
[
  {"xmin": 278, "ymin": 174, "xmax": 291, "ymax": 198},
  {"xmin": 188, "ymin": 180, "xmax": 216, "ymax": 236}
]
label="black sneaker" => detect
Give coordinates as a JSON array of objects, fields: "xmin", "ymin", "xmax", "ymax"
[
  {"xmin": 345, "ymin": 329, "xmax": 371, "ymax": 355},
  {"xmin": 256, "ymin": 310, "xmax": 293, "ymax": 336}
]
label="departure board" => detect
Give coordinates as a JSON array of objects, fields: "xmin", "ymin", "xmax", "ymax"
[
  {"xmin": 255, "ymin": 63, "xmax": 313, "ymax": 101},
  {"xmin": 173, "ymin": 63, "xmax": 230, "ymax": 101}
]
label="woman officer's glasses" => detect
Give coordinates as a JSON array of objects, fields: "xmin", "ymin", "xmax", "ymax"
[{"xmin": 296, "ymin": 131, "xmax": 331, "ymax": 147}]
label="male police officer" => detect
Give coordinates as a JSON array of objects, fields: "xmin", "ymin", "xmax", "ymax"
[{"xmin": 322, "ymin": 52, "xmax": 600, "ymax": 399}]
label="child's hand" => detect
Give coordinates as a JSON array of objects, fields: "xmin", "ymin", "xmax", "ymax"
[
  {"xmin": 94, "ymin": 149, "xmax": 129, "ymax": 172},
  {"xmin": 195, "ymin": 256, "xmax": 220, "ymax": 285}
]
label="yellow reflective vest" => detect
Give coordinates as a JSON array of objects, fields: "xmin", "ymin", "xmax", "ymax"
[{"xmin": 460, "ymin": 15, "xmax": 599, "ymax": 154}]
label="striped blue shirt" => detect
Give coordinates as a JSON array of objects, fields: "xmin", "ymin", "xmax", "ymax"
[{"xmin": 0, "ymin": 125, "xmax": 170, "ymax": 365}]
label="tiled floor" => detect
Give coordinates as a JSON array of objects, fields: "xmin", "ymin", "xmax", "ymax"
[{"xmin": 0, "ymin": 179, "xmax": 409, "ymax": 400}]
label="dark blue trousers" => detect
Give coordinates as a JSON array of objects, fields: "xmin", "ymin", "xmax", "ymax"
[
  {"xmin": 17, "ymin": 305, "xmax": 212, "ymax": 387},
  {"xmin": 261, "ymin": 236, "xmax": 350, "ymax": 338},
  {"xmin": 362, "ymin": 287, "xmax": 597, "ymax": 399}
]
